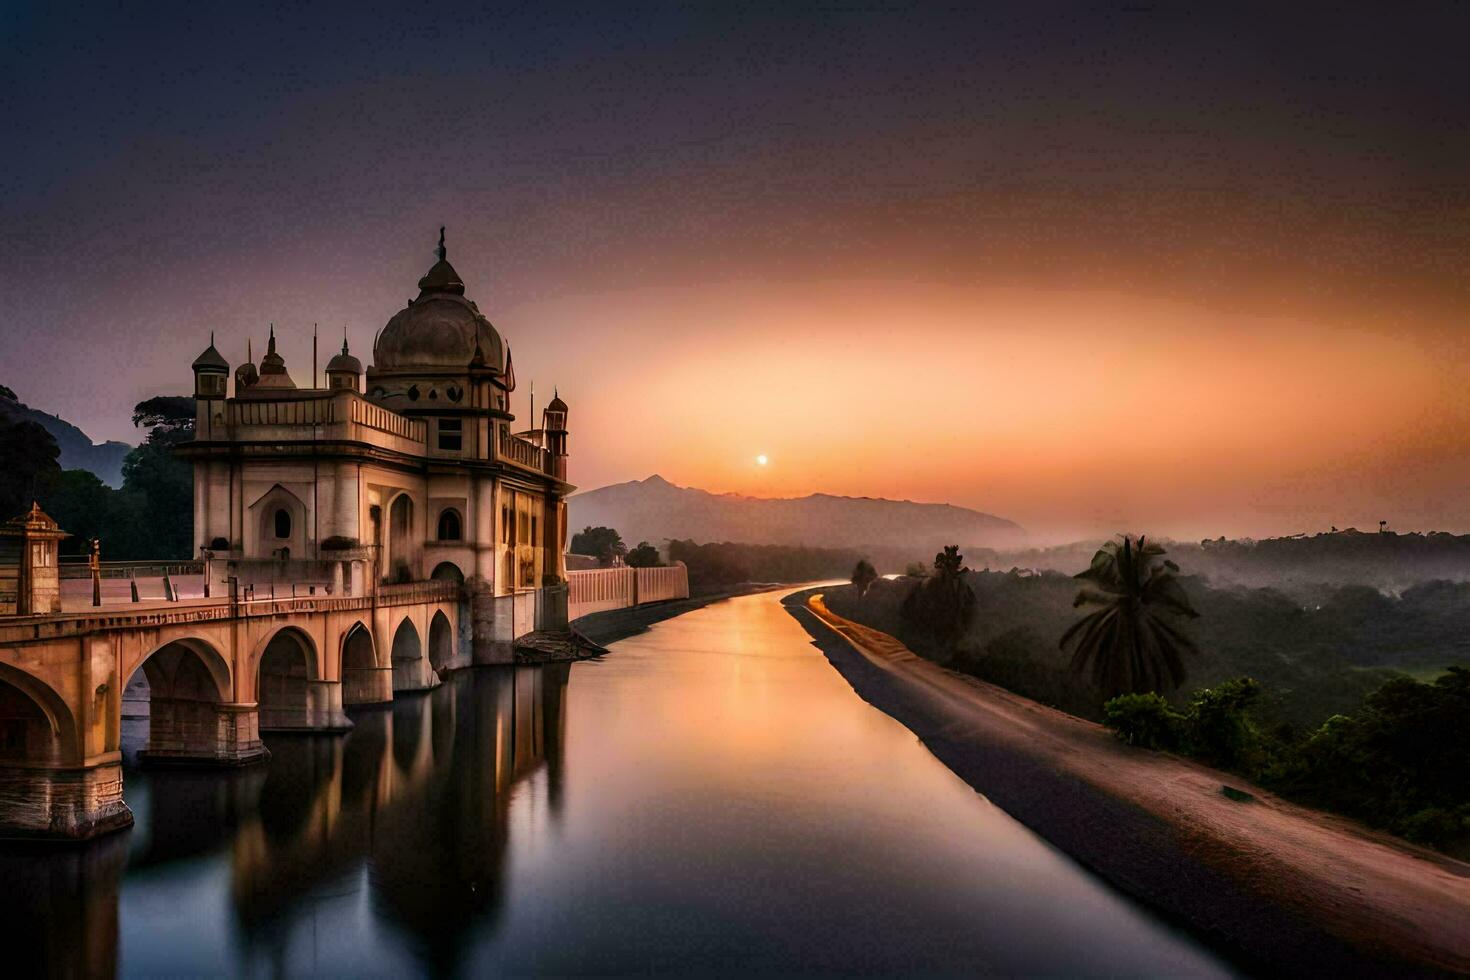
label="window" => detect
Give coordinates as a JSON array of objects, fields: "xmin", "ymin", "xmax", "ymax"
[
  {"xmin": 437, "ymin": 509, "xmax": 462, "ymax": 541},
  {"xmin": 438, "ymin": 417, "xmax": 462, "ymax": 451},
  {"xmin": 274, "ymin": 508, "xmax": 291, "ymax": 539}
]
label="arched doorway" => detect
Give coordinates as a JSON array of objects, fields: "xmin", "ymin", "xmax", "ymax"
[
  {"xmin": 122, "ymin": 640, "xmax": 235, "ymax": 764},
  {"xmin": 391, "ymin": 618, "xmax": 432, "ymax": 692},
  {"xmin": 250, "ymin": 484, "xmax": 307, "ymax": 559},
  {"xmin": 258, "ymin": 628, "xmax": 317, "ymax": 730},
  {"xmin": 429, "ymin": 611, "xmax": 454, "ymax": 676},
  {"xmin": 386, "ymin": 494, "xmax": 414, "ymax": 583},
  {"xmin": 431, "ymin": 561, "xmax": 464, "ymax": 583},
  {"xmin": 341, "ymin": 622, "xmax": 388, "ymax": 707}
]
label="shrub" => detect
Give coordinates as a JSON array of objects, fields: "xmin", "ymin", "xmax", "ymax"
[
  {"xmin": 626, "ymin": 541, "xmax": 660, "ymax": 567},
  {"xmin": 903, "ymin": 561, "xmax": 928, "ymax": 578},
  {"xmin": 1104, "ymin": 692, "xmax": 1184, "ymax": 750},
  {"xmin": 1183, "ymin": 677, "xmax": 1263, "ymax": 771},
  {"xmin": 851, "ymin": 559, "xmax": 878, "ymax": 595}
]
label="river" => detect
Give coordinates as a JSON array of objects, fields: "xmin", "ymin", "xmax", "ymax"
[{"xmin": 0, "ymin": 589, "xmax": 1228, "ymax": 976}]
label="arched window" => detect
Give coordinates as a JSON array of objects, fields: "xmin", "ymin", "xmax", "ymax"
[
  {"xmin": 274, "ymin": 508, "xmax": 291, "ymax": 539},
  {"xmin": 437, "ymin": 509, "xmax": 462, "ymax": 541}
]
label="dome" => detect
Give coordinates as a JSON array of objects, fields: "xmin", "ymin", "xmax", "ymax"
[
  {"xmin": 235, "ymin": 362, "xmax": 259, "ymax": 388},
  {"xmin": 373, "ymin": 229, "xmax": 504, "ymax": 373},
  {"xmin": 326, "ymin": 339, "xmax": 362, "ymax": 376},
  {"xmin": 547, "ymin": 391, "xmax": 567, "ymax": 413}
]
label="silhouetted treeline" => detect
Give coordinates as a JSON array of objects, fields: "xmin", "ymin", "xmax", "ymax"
[
  {"xmin": 667, "ymin": 539, "xmax": 866, "ymax": 594},
  {"xmin": 975, "ymin": 529, "xmax": 1470, "ymax": 601}
]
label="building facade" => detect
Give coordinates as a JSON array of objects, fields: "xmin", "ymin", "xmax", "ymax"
[{"xmin": 182, "ymin": 230, "xmax": 573, "ymax": 663}]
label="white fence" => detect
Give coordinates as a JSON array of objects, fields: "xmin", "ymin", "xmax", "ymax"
[{"xmin": 566, "ymin": 563, "xmax": 689, "ymax": 620}]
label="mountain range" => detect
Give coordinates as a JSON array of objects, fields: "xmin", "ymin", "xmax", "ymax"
[
  {"xmin": 0, "ymin": 384, "xmax": 133, "ymax": 487},
  {"xmin": 568, "ymin": 475, "xmax": 1023, "ymax": 552}
]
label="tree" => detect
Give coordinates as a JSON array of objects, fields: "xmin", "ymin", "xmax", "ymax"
[
  {"xmin": 851, "ymin": 558, "xmax": 878, "ymax": 596},
  {"xmin": 626, "ymin": 541, "xmax": 660, "ymax": 567},
  {"xmin": 117, "ymin": 397, "xmax": 196, "ymax": 559},
  {"xmin": 901, "ymin": 545, "xmax": 976, "ymax": 647},
  {"xmin": 1060, "ymin": 535, "xmax": 1200, "ymax": 699},
  {"xmin": 0, "ymin": 417, "xmax": 61, "ymax": 519},
  {"xmin": 132, "ymin": 396, "xmax": 196, "ymax": 446},
  {"xmin": 571, "ymin": 525, "xmax": 627, "ymax": 566},
  {"xmin": 903, "ymin": 561, "xmax": 928, "ymax": 578}
]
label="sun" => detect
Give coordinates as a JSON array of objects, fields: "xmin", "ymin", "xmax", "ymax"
[{"xmin": 756, "ymin": 454, "xmax": 769, "ymax": 466}]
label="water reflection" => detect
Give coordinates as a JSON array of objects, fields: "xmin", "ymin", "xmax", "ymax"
[
  {"xmin": 1, "ymin": 591, "xmax": 1227, "ymax": 977},
  {"xmin": 0, "ymin": 664, "xmax": 568, "ymax": 978}
]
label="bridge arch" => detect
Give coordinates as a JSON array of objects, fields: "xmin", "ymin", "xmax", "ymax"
[
  {"xmin": 121, "ymin": 637, "xmax": 233, "ymax": 762},
  {"xmin": 256, "ymin": 626, "xmax": 320, "ymax": 731},
  {"xmin": 0, "ymin": 662, "xmax": 79, "ymax": 766},
  {"xmin": 390, "ymin": 616, "xmax": 433, "ymax": 692},
  {"xmin": 428, "ymin": 610, "xmax": 454, "ymax": 676},
  {"xmin": 340, "ymin": 621, "xmax": 377, "ymax": 670},
  {"xmin": 122, "ymin": 636, "xmax": 232, "ymax": 705},
  {"xmin": 340, "ymin": 620, "xmax": 390, "ymax": 707}
]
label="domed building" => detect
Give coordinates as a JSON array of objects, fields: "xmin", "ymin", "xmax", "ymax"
[{"xmin": 180, "ymin": 230, "xmax": 574, "ymax": 667}]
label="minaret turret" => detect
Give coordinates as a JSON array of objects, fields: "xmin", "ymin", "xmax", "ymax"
[
  {"xmin": 543, "ymin": 389, "xmax": 568, "ymax": 479},
  {"xmin": 325, "ymin": 328, "xmax": 363, "ymax": 392}
]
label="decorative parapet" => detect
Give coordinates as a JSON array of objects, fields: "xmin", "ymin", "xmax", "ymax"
[{"xmin": 498, "ymin": 428, "xmax": 553, "ymax": 474}]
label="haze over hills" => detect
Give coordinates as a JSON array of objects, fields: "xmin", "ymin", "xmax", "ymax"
[
  {"xmin": 0, "ymin": 384, "xmax": 132, "ymax": 487},
  {"xmin": 569, "ymin": 475, "xmax": 1024, "ymax": 552}
]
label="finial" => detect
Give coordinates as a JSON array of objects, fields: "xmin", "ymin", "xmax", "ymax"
[
  {"xmin": 437, "ymin": 225, "xmax": 446, "ymax": 262},
  {"xmin": 342, "ymin": 323, "xmax": 349, "ymax": 355},
  {"xmin": 210, "ymin": 330, "xmax": 215, "ymax": 347},
  {"xmin": 268, "ymin": 322, "xmax": 276, "ymax": 355},
  {"xmin": 247, "ymin": 338, "xmax": 252, "ymax": 361}
]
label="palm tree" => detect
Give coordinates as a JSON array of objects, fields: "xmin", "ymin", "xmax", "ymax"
[{"xmin": 1060, "ymin": 535, "xmax": 1200, "ymax": 698}]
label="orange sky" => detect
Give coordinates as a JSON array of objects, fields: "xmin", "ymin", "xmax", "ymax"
[{"xmin": 503, "ymin": 280, "xmax": 1470, "ymax": 542}]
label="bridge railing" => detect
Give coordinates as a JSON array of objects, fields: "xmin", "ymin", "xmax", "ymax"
[
  {"xmin": 58, "ymin": 560, "xmax": 204, "ymax": 580},
  {"xmin": 0, "ymin": 577, "xmax": 463, "ymax": 644}
]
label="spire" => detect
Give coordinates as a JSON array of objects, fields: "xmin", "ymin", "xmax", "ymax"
[
  {"xmin": 267, "ymin": 322, "xmax": 277, "ymax": 355},
  {"xmin": 503, "ymin": 344, "xmax": 516, "ymax": 391},
  {"xmin": 342, "ymin": 323, "xmax": 350, "ymax": 355},
  {"xmin": 437, "ymin": 225, "xmax": 447, "ymax": 262}
]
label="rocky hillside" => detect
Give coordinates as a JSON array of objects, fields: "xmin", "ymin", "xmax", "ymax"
[{"xmin": 0, "ymin": 384, "xmax": 132, "ymax": 487}]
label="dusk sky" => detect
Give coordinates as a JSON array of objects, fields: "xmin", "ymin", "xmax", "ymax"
[{"xmin": 4, "ymin": 2, "xmax": 1470, "ymax": 541}]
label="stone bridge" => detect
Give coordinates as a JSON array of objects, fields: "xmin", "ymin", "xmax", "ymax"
[{"xmin": 0, "ymin": 580, "xmax": 461, "ymax": 839}]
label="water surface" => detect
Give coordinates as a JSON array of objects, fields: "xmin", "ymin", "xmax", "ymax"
[{"xmin": 1, "ymin": 590, "xmax": 1227, "ymax": 976}]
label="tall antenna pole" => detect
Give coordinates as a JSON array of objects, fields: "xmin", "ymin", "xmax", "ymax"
[
  {"xmin": 313, "ymin": 323, "xmax": 319, "ymax": 388},
  {"xmin": 530, "ymin": 380, "xmax": 535, "ymax": 431}
]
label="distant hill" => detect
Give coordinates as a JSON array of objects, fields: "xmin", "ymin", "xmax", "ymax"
[
  {"xmin": 568, "ymin": 475, "xmax": 1023, "ymax": 551},
  {"xmin": 0, "ymin": 384, "xmax": 133, "ymax": 487}
]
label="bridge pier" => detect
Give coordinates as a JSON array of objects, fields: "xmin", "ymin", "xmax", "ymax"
[
  {"xmin": 342, "ymin": 665, "xmax": 394, "ymax": 707},
  {"xmin": 0, "ymin": 759, "xmax": 133, "ymax": 840},
  {"xmin": 258, "ymin": 679, "xmax": 353, "ymax": 733},
  {"xmin": 138, "ymin": 702, "xmax": 269, "ymax": 767}
]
